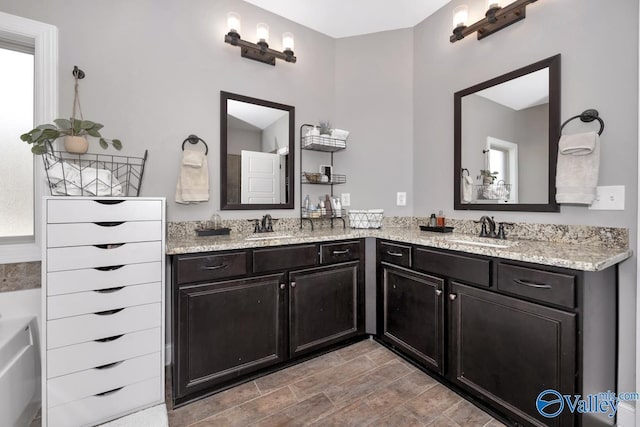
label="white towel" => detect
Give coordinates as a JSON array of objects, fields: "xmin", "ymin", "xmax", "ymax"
[
  {"xmin": 175, "ymin": 149, "xmax": 209, "ymax": 204},
  {"xmin": 462, "ymin": 175, "xmax": 474, "ymax": 202},
  {"xmin": 555, "ymin": 131, "xmax": 600, "ymax": 204},
  {"xmin": 47, "ymin": 161, "xmax": 123, "ymax": 196},
  {"xmin": 331, "ymin": 129, "xmax": 350, "ymax": 140}
]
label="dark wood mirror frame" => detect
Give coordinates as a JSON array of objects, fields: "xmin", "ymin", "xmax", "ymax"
[
  {"xmin": 454, "ymin": 54, "xmax": 561, "ymax": 212},
  {"xmin": 220, "ymin": 91, "xmax": 295, "ymax": 210}
]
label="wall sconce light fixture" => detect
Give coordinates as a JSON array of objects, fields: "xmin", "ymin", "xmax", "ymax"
[
  {"xmin": 450, "ymin": 0, "xmax": 537, "ymax": 43},
  {"xmin": 224, "ymin": 12, "xmax": 297, "ymax": 65}
]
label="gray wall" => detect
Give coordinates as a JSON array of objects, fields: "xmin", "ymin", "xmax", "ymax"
[
  {"xmin": 516, "ymin": 103, "xmax": 548, "ymax": 203},
  {"xmin": 413, "ymin": 0, "xmax": 638, "ymax": 394},
  {"xmin": 228, "ymin": 117, "xmax": 261, "ymax": 155},
  {"xmin": 261, "ymin": 114, "xmax": 288, "ymax": 153}
]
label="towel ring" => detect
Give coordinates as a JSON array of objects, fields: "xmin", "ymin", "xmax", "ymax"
[
  {"xmin": 560, "ymin": 109, "xmax": 605, "ymax": 136},
  {"xmin": 461, "ymin": 168, "xmax": 469, "ymax": 176},
  {"xmin": 182, "ymin": 134, "xmax": 208, "ymax": 155}
]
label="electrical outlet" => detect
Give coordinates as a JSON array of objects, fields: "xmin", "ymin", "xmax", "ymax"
[
  {"xmin": 589, "ymin": 185, "xmax": 625, "ymax": 210},
  {"xmin": 341, "ymin": 193, "xmax": 351, "ymax": 207},
  {"xmin": 397, "ymin": 192, "xmax": 407, "ymax": 206}
]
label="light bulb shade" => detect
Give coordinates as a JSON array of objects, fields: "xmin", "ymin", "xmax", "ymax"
[
  {"xmin": 282, "ymin": 32, "xmax": 294, "ymax": 51},
  {"xmin": 486, "ymin": 0, "xmax": 501, "ymax": 10},
  {"xmin": 256, "ymin": 23, "xmax": 269, "ymax": 42},
  {"xmin": 453, "ymin": 5, "xmax": 469, "ymax": 28},
  {"xmin": 227, "ymin": 12, "xmax": 241, "ymax": 34}
]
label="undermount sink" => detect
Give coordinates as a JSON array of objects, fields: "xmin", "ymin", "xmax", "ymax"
[
  {"xmin": 245, "ymin": 234, "xmax": 295, "ymax": 241},
  {"xmin": 446, "ymin": 238, "xmax": 515, "ymax": 249}
]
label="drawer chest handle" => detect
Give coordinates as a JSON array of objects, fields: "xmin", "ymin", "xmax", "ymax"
[
  {"xmin": 95, "ymin": 387, "xmax": 124, "ymax": 397},
  {"xmin": 332, "ymin": 249, "xmax": 350, "ymax": 255},
  {"xmin": 94, "ymin": 265, "xmax": 125, "ymax": 271},
  {"xmin": 94, "ymin": 308, "xmax": 125, "ymax": 316},
  {"xmin": 386, "ymin": 251, "xmax": 404, "ymax": 257},
  {"xmin": 203, "ymin": 264, "xmax": 228, "ymax": 271},
  {"xmin": 94, "ymin": 200, "xmax": 125, "ymax": 205},
  {"xmin": 94, "ymin": 361, "xmax": 124, "ymax": 370},
  {"xmin": 513, "ymin": 279, "xmax": 552, "ymax": 289},
  {"xmin": 94, "ymin": 287, "xmax": 125, "ymax": 294},
  {"xmin": 94, "ymin": 243, "xmax": 126, "ymax": 249},
  {"xmin": 95, "ymin": 334, "xmax": 124, "ymax": 343},
  {"xmin": 94, "ymin": 221, "xmax": 125, "ymax": 227}
]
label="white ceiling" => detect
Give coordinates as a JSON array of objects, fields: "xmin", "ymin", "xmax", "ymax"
[
  {"xmin": 228, "ymin": 100, "xmax": 289, "ymax": 129},
  {"xmin": 242, "ymin": 0, "xmax": 451, "ymax": 38},
  {"xmin": 475, "ymin": 68, "xmax": 549, "ymax": 111}
]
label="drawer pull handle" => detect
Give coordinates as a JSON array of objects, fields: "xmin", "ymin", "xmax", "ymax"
[
  {"xmin": 94, "ymin": 200, "xmax": 125, "ymax": 205},
  {"xmin": 94, "ymin": 308, "xmax": 125, "ymax": 316},
  {"xmin": 95, "ymin": 387, "xmax": 124, "ymax": 397},
  {"xmin": 291, "ymin": 281, "xmax": 296, "ymax": 288},
  {"xmin": 94, "ymin": 287, "xmax": 125, "ymax": 294},
  {"xmin": 280, "ymin": 283, "xmax": 286, "ymax": 290},
  {"xmin": 203, "ymin": 264, "xmax": 228, "ymax": 271},
  {"xmin": 95, "ymin": 334, "xmax": 124, "ymax": 343},
  {"xmin": 386, "ymin": 251, "xmax": 404, "ymax": 257},
  {"xmin": 94, "ymin": 265, "xmax": 125, "ymax": 271},
  {"xmin": 94, "ymin": 221, "xmax": 125, "ymax": 227},
  {"xmin": 94, "ymin": 243, "xmax": 126, "ymax": 249},
  {"xmin": 332, "ymin": 249, "xmax": 350, "ymax": 255},
  {"xmin": 435, "ymin": 289, "xmax": 443, "ymax": 296},
  {"xmin": 449, "ymin": 294, "xmax": 457, "ymax": 301},
  {"xmin": 94, "ymin": 361, "xmax": 124, "ymax": 370},
  {"xmin": 513, "ymin": 279, "xmax": 552, "ymax": 289}
]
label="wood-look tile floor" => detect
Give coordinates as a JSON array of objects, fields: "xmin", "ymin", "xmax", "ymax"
[{"xmin": 167, "ymin": 339, "xmax": 506, "ymax": 427}]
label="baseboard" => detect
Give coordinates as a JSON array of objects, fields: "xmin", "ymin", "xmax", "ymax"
[{"xmin": 617, "ymin": 402, "xmax": 635, "ymax": 427}]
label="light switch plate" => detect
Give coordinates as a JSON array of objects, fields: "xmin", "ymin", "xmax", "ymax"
[
  {"xmin": 397, "ymin": 192, "xmax": 407, "ymax": 206},
  {"xmin": 340, "ymin": 193, "xmax": 351, "ymax": 207},
  {"xmin": 589, "ymin": 185, "xmax": 625, "ymax": 210}
]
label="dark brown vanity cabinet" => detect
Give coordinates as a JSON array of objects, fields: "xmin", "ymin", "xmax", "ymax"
[{"xmin": 173, "ymin": 240, "xmax": 365, "ymax": 405}]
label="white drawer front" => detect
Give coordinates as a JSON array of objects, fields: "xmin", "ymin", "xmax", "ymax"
[
  {"xmin": 47, "ymin": 282, "xmax": 161, "ymax": 320},
  {"xmin": 47, "ymin": 376, "xmax": 162, "ymax": 427},
  {"xmin": 47, "ymin": 327, "xmax": 161, "ymax": 378},
  {"xmin": 47, "ymin": 352, "xmax": 161, "ymax": 408},
  {"xmin": 47, "ymin": 199, "xmax": 162, "ymax": 223},
  {"xmin": 47, "ymin": 241, "xmax": 162, "ymax": 272},
  {"xmin": 47, "ymin": 303, "xmax": 161, "ymax": 349},
  {"xmin": 47, "ymin": 262, "xmax": 161, "ymax": 296},
  {"xmin": 47, "ymin": 221, "xmax": 162, "ymax": 248}
]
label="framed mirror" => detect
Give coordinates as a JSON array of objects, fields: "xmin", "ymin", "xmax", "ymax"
[
  {"xmin": 220, "ymin": 91, "xmax": 295, "ymax": 210},
  {"xmin": 454, "ymin": 54, "xmax": 560, "ymax": 212}
]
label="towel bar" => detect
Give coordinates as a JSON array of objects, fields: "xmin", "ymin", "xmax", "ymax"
[
  {"xmin": 181, "ymin": 134, "xmax": 209, "ymax": 155},
  {"xmin": 560, "ymin": 109, "xmax": 605, "ymax": 136}
]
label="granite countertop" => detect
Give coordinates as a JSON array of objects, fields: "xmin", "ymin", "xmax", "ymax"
[{"xmin": 166, "ymin": 227, "xmax": 633, "ymax": 272}]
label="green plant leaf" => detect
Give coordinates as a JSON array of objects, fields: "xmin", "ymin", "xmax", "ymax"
[
  {"xmin": 31, "ymin": 144, "xmax": 48, "ymax": 155},
  {"xmin": 20, "ymin": 133, "xmax": 30, "ymax": 142},
  {"xmin": 93, "ymin": 123, "xmax": 104, "ymax": 131},
  {"xmin": 112, "ymin": 139, "xmax": 123, "ymax": 150},
  {"xmin": 87, "ymin": 129, "xmax": 101, "ymax": 138},
  {"xmin": 72, "ymin": 118, "xmax": 82, "ymax": 134},
  {"xmin": 31, "ymin": 130, "xmax": 43, "ymax": 141},
  {"xmin": 37, "ymin": 124, "xmax": 57, "ymax": 130},
  {"xmin": 99, "ymin": 138, "xmax": 108, "ymax": 149},
  {"xmin": 42, "ymin": 129, "xmax": 61, "ymax": 139},
  {"xmin": 53, "ymin": 118, "xmax": 71, "ymax": 129},
  {"xmin": 80, "ymin": 120, "xmax": 95, "ymax": 130}
]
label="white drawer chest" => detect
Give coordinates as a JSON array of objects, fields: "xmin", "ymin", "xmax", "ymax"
[{"xmin": 41, "ymin": 197, "xmax": 166, "ymax": 427}]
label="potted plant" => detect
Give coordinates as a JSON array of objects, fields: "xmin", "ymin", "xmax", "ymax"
[
  {"xmin": 318, "ymin": 120, "xmax": 332, "ymax": 136},
  {"xmin": 479, "ymin": 170, "xmax": 498, "ymax": 185},
  {"xmin": 20, "ymin": 118, "xmax": 122, "ymax": 154}
]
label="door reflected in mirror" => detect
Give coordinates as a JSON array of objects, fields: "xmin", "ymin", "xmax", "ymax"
[
  {"xmin": 454, "ymin": 55, "xmax": 560, "ymax": 212},
  {"xmin": 221, "ymin": 92, "xmax": 295, "ymax": 210}
]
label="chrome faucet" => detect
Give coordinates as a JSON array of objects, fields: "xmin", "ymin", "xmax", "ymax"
[
  {"xmin": 478, "ymin": 216, "xmax": 496, "ymax": 238},
  {"xmin": 249, "ymin": 214, "xmax": 277, "ymax": 233}
]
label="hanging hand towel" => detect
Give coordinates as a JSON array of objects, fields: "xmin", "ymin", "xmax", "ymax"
[
  {"xmin": 462, "ymin": 175, "xmax": 474, "ymax": 202},
  {"xmin": 175, "ymin": 149, "xmax": 209, "ymax": 204},
  {"xmin": 555, "ymin": 131, "xmax": 600, "ymax": 204}
]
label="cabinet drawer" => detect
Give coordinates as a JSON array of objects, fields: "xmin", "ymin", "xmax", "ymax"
[
  {"xmin": 47, "ymin": 303, "xmax": 161, "ymax": 349},
  {"xmin": 253, "ymin": 244, "xmax": 319, "ymax": 273},
  {"xmin": 47, "ymin": 352, "xmax": 161, "ymax": 408},
  {"xmin": 414, "ymin": 248, "xmax": 490, "ymax": 287},
  {"xmin": 47, "ymin": 262, "xmax": 161, "ymax": 296},
  {"xmin": 47, "ymin": 241, "xmax": 162, "ymax": 272},
  {"xmin": 47, "ymin": 199, "xmax": 162, "ymax": 223},
  {"xmin": 47, "ymin": 282, "xmax": 161, "ymax": 320},
  {"xmin": 47, "ymin": 327, "xmax": 161, "ymax": 378},
  {"xmin": 497, "ymin": 263, "xmax": 576, "ymax": 308},
  {"xmin": 379, "ymin": 242, "xmax": 411, "ymax": 267},
  {"xmin": 47, "ymin": 376, "xmax": 162, "ymax": 427},
  {"xmin": 321, "ymin": 241, "xmax": 361, "ymax": 264},
  {"xmin": 176, "ymin": 252, "xmax": 247, "ymax": 284},
  {"xmin": 47, "ymin": 221, "xmax": 162, "ymax": 248}
]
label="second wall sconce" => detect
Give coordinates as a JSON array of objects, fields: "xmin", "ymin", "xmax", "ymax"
[
  {"xmin": 225, "ymin": 12, "xmax": 297, "ymax": 66},
  {"xmin": 451, "ymin": 0, "xmax": 538, "ymax": 43}
]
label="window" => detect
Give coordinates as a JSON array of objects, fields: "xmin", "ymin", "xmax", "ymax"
[{"xmin": 0, "ymin": 12, "xmax": 57, "ymax": 262}]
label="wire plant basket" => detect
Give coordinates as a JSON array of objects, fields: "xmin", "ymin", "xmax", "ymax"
[
  {"xmin": 348, "ymin": 210, "xmax": 384, "ymax": 229},
  {"xmin": 42, "ymin": 145, "xmax": 148, "ymax": 197},
  {"xmin": 475, "ymin": 182, "xmax": 511, "ymax": 200}
]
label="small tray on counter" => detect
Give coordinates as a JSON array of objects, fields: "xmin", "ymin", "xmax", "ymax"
[
  {"xmin": 420, "ymin": 225, "xmax": 454, "ymax": 233},
  {"xmin": 196, "ymin": 227, "xmax": 231, "ymax": 236}
]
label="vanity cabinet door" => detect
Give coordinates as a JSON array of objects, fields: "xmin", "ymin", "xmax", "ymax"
[
  {"xmin": 380, "ymin": 265, "xmax": 444, "ymax": 374},
  {"xmin": 289, "ymin": 262, "xmax": 362, "ymax": 358},
  {"xmin": 175, "ymin": 274, "xmax": 286, "ymax": 400},
  {"xmin": 448, "ymin": 281, "xmax": 576, "ymax": 427}
]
